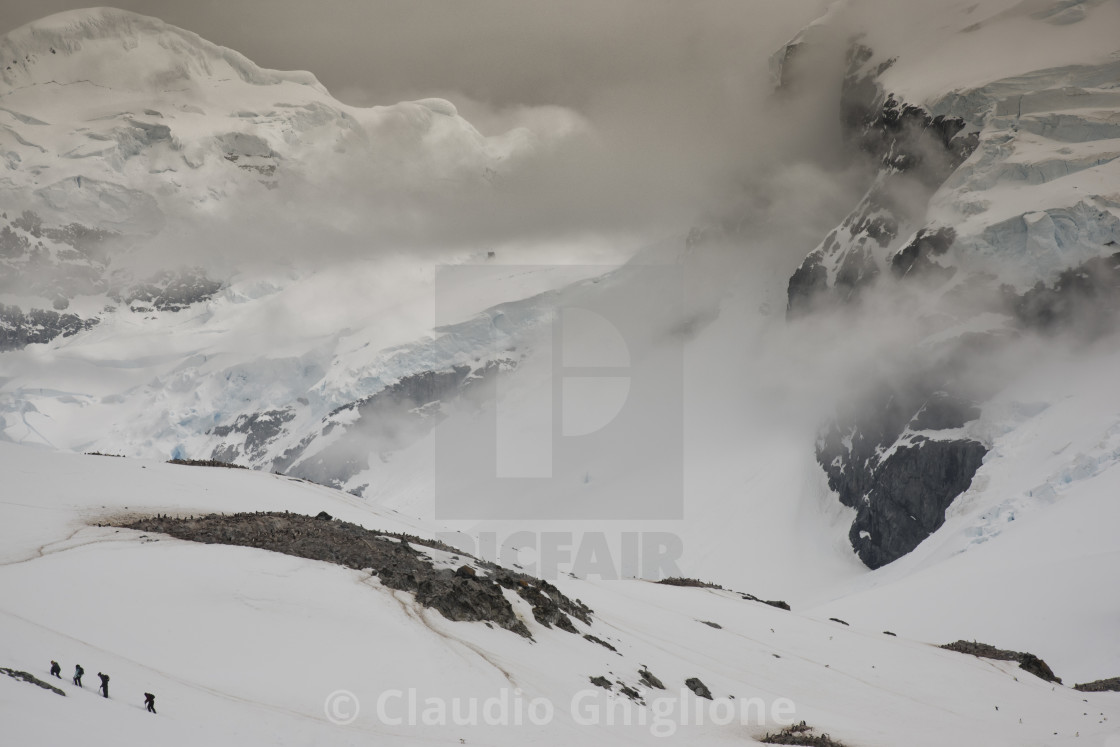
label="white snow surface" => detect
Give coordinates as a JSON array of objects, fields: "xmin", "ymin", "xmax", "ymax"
[
  {"xmin": 2, "ymin": 441, "xmax": 1119, "ymax": 746},
  {"xmin": 1, "ymin": 6, "xmax": 1120, "ymax": 744}
]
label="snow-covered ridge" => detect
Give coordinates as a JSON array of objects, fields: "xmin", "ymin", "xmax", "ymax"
[
  {"xmin": 0, "ymin": 7, "xmax": 542, "ymax": 236},
  {"xmin": 2, "ymin": 442, "xmax": 1119, "ymax": 746},
  {"xmin": 0, "ymin": 7, "xmax": 326, "ymax": 94}
]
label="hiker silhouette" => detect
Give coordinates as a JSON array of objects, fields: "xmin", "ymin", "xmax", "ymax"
[
  {"xmin": 98, "ymin": 672, "xmax": 109, "ymax": 698},
  {"xmin": 144, "ymin": 692, "xmax": 156, "ymax": 713},
  {"xmin": 49, "ymin": 661, "xmax": 61, "ymax": 678},
  {"xmin": 73, "ymin": 664, "xmax": 83, "ymax": 687}
]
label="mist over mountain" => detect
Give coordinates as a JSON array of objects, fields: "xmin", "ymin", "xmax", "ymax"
[{"xmin": 2, "ymin": 2, "xmax": 1120, "ymax": 745}]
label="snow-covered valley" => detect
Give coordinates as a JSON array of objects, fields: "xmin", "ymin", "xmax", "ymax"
[{"xmin": 2, "ymin": 2, "xmax": 1120, "ymax": 744}]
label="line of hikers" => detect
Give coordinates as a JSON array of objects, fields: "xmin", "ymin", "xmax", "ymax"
[{"xmin": 50, "ymin": 660, "xmax": 156, "ymax": 713}]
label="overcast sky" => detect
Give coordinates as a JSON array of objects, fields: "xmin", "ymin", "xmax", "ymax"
[{"xmin": 0, "ymin": 1, "xmax": 824, "ymax": 110}]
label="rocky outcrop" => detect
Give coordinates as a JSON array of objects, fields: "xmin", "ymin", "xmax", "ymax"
[
  {"xmin": 684, "ymin": 677, "xmax": 713, "ymax": 700},
  {"xmin": 1073, "ymin": 677, "xmax": 1120, "ymax": 692},
  {"xmin": 119, "ymin": 512, "xmax": 592, "ymax": 639},
  {"xmin": 818, "ymin": 365, "xmax": 989, "ymax": 569},
  {"xmin": 111, "ymin": 268, "xmax": 223, "ymax": 312},
  {"xmin": 786, "ymin": 45, "xmax": 978, "ymax": 317},
  {"xmin": 0, "ymin": 303, "xmax": 98, "ymax": 352},
  {"xmin": 209, "ymin": 409, "xmax": 296, "ymax": 464},
  {"xmin": 891, "ymin": 227, "xmax": 957, "ymax": 281},
  {"xmin": 762, "ymin": 721, "xmax": 846, "ymax": 746},
  {"xmin": 639, "ymin": 667, "xmax": 665, "ymax": 690},
  {"xmin": 940, "ymin": 640, "xmax": 1061, "ymax": 683},
  {"xmin": 0, "ymin": 667, "xmax": 67, "ymax": 696}
]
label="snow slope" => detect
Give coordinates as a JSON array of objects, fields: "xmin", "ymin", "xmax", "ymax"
[
  {"xmin": 2, "ymin": 442, "xmax": 1118, "ymax": 746},
  {"xmin": 0, "ymin": 8, "xmax": 1119, "ymax": 745}
]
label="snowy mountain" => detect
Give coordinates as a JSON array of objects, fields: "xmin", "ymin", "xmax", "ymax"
[
  {"xmin": 778, "ymin": 0, "xmax": 1120, "ymax": 567},
  {"xmin": 2, "ymin": 3, "xmax": 1120, "ymax": 745}
]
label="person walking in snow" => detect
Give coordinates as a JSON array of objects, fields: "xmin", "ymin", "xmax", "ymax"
[
  {"xmin": 50, "ymin": 660, "xmax": 61, "ymax": 678},
  {"xmin": 144, "ymin": 692, "xmax": 156, "ymax": 713},
  {"xmin": 98, "ymin": 672, "xmax": 109, "ymax": 698},
  {"xmin": 73, "ymin": 664, "xmax": 84, "ymax": 687}
]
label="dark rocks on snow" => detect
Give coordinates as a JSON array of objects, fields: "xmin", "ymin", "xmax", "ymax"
[
  {"xmin": 762, "ymin": 720, "xmax": 847, "ymax": 746},
  {"xmin": 786, "ymin": 40, "xmax": 978, "ymax": 318},
  {"xmin": 0, "ymin": 303, "xmax": 99, "ymax": 352},
  {"xmin": 699, "ymin": 620, "xmax": 722, "ymax": 629},
  {"xmin": 210, "ymin": 409, "xmax": 296, "ymax": 464},
  {"xmin": 639, "ymin": 667, "xmax": 666, "ymax": 690},
  {"xmin": 0, "ymin": 667, "xmax": 66, "ymax": 696},
  {"xmin": 119, "ymin": 512, "xmax": 592, "ymax": 639},
  {"xmin": 816, "ymin": 356, "xmax": 990, "ymax": 569},
  {"xmin": 589, "ymin": 676, "xmax": 612, "ymax": 690},
  {"xmin": 828, "ymin": 618, "xmax": 849, "ymax": 626},
  {"xmin": 657, "ymin": 577, "xmax": 723, "ymax": 589},
  {"xmin": 111, "ymin": 268, "xmax": 223, "ymax": 312},
  {"xmin": 1074, "ymin": 677, "xmax": 1120, "ymax": 692},
  {"xmin": 166, "ymin": 458, "xmax": 247, "ymax": 470},
  {"xmin": 684, "ymin": 677, "xmax": 713, "ymax": 700},
  {"xmin": 583, "ymin": 634, "xmax": 617, "ymax": 653},
  {"xmin": 940, "ymin": 640, "xmax": 1062, "ymax": 683},
  {"xmin": 618, "ymin": 683, "xmax": 642, "ymax": 702},
  {"xmin": 741, "ymin": 593, "xmax": 791, "ymax": 611},
  {"xmin": 891, "ymin": 226, "xmax": 958, "ymax": 282}
]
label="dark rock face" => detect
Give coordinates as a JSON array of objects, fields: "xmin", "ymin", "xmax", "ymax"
[
  {"xmin": 583, "ymin": 634, "xmax": 617, "ymax": 652},
  {"xmin": 0, "ymin": 211, "xmax": 220, "ymax": 351},
  {"xmin": 120, "ymin": 512, "xmax": 591, "ymax": 639},
  {"xmin": 940, "ymin": 640, "xmax": 1062, "ymax": 683},
  {"xmin": 1074, "ymin": 677, "xmax": 1120, "ymax": 692},
  {"xmin": 112, "ymin": 268, "xmax": 223, "ymax": 312},
  {"xmin": 818, "ymin": 367, "xmax": 988, "ymax": 569},
  {"xmin": 210, "ymin": 409, "xmax": 296, "ymax": 464},
  {"xmin": 0, "ymin": 303, "xmax": 99, "ymax": 352},
  {"xmin": 589, "ymin": 676, "xmax": 612, "ymax": 690},
  {"xmin": 786, "ymin": 44, "xmax": 978, "ymax": 318},
  {"xmin": 891, "ymin": 227, "xmax": 958, "ymax": 281},
  {"xmin": 0, "ymin": 667, "xmax": 67, "ymax": 696},
  {"xmin": 847, "ymin": 439, "xmax": 988, "ymax": 568},
  {"xmin": 684, "ymin": 677, "xmax": 713, "ymax": 700}
]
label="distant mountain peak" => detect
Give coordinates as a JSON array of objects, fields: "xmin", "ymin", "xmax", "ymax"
[{"xmin": 0, "ymin": 6, "xmax": 327, "ymax": 96}]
